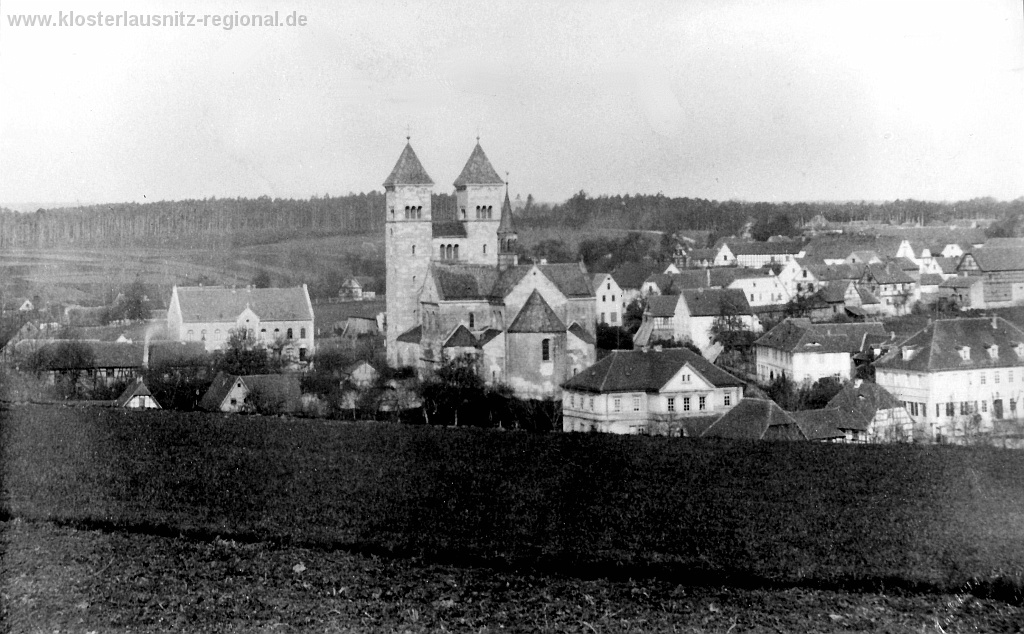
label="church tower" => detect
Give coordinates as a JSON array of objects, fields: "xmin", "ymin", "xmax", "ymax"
[
  {"xmin": 384, "ymin": 139, "xmax": 434, "ymax": 366},
  {"xmin": 497, "ymin": 183, "xmax": 519, "ymax": 271},
  {"xmin": 453, "ymin": 140, "xmax": 503, "ymax": 266}
]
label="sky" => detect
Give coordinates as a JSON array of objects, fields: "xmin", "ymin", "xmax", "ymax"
[{"xmin": 1, "ymin": 0, "xmax": 1022, "ymax": 206}]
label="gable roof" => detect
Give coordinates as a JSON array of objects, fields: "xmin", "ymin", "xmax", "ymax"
[
  {"xmin": 174, "ymin": 286, "xmax": 312, "ymax": 323},
  {"xmin": 805, "ymin": 263, "xmax": 864, "ymax": 282},
  {"xmin": 827, "ymin": 380, "xmax": 904, "ymax": 431},
  {"xmin": 507, "ymin": 290, "xmax": 566, "ymax": 333},
  {"xmin": 723, "ymin": 241, "xmax": 803, "ymax": 256},
  {"xmin": 432, "ymin": 265, "xmax": 500, "ymax": 301},
  {"xmin": 443, "ymin": 324, "xmax": 477, "ymax": 348},
  {"xmin": 874, "ymin": 317, "xmax": 1024, "ymax": 373},
  {"xmin": 567, "ymin": 322, "xmax": 596, "ymax": 345},
  {"xmin": 680, "ymin": 288, "xmax": 752, "ymax": 317},
  {"xmin": 199, "ymin": 371, "xmax": 239, "ymax": 411},
  {"xmin": 610, "ymin": 261, "xmax": 664, "ymax": 290},
  {"xmin": 789, "ymin": 407, "xmax": 846, "ymax": 440},
  {"xmin": 563, "ymin": 347, "xmax": 744, "ymax": 393},
  {"xmin": 961, "ymin": 248, "xmax": 1024, "ymax": 273},
  {"xmin": 647, "ymin": 294, "xmax": 680, "ymax": 318},
  {"xmin": 536, "ymin": 264, "xmax": 594, "ymax": 298},
  {"xmin": 476, "ymin": 328, "xmax": 503, "ymax": 347},
  {"xmin": 312, "ymin": 299, "xmax": 385, "ymax": 323},
  {"xmin": 933, "ymin": 257, "xmax": 959, "ymax": 274},
  {"xmin": 702, "ymin": 398, "xmax": 807, "ymax": 441},
  {"xmin": 755, "ymin": 319, "xmax": 887, "ymax": 354},
  {"xmin": 396, "ymin": 325, "xmax": 422, "ymax": 344},
  {"xmin": 383, "ymin": 142, "xmax": 434, "ymax": 187},
  {"xmin": 115, "ymin": 379, "xmax": 158, "ymax": 408},
  {"xmin": 861, "ymin": 262, "xmax": 914, "ymax": 285},
  {"xmin": 453, "ymin": 142, "xmax": 504, "ymax": 187}
]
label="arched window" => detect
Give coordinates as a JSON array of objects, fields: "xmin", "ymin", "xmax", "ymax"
[
  {"xmin": 287, "ymin": 328, "xmax": 293, "ymax": 340},
  {"xmin": 541, "ymin": 338, "xmax": 550, "ymax": 361},
  {"xmin": 411, "ymin": 245, "xmax": 416, "ymax": 255},
  {"xmin": 440, "ymin": 245, "xmax": 446, "ymax": 259},
  {"xmin": 446, "ymin": 245, "xmax": 453, "ymax": 260},
  {"xmin": 460, "ymin": 207, "xmax": 466, "ymax": 220},
  {"xmin": 389, "ymin": 208, "xmax": 395, "ymax": 219},
  {"xmin": 300, "ymin": 327, "xmax": 306, "ymax": 339},
  {"xmin": 453, "ymin": 245, "xmax": 459, "ymax": 260},
  {"xmin": 483, "ymin": 244, "xmax": 487, "ymax": 254},
  {"xmin": 200, "ymin": 329, "xmax": 206, "ymax": 341},
  {"xmin": 187, "ymin": 329, "xmax": 194, "ymax": 341},
  {"xmin": 469, "ymin": 313, "xmax": 475, "ymax": 328}
]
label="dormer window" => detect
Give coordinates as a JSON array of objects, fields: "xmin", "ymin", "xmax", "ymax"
[
  {"xmin": 987, "ymin": 345, "xmax": 999, "ymax": 359},
  {"xmin": 901, "ymin": 347, "xmax": 915, "ymax": 361},
  {"xmin": 1015, "ymin": 343, "xmax": 1024, "ymax": 359},
  {"xmin": 958, "ymin": 346, "xmax": 971, "ymax": 361}
]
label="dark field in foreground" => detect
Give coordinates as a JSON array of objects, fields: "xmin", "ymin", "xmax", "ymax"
[
  {"xmin": 5, "ymin": 519, "xmax": 1021, "ymax": 633},
  {"xmin": 2, "ymin": 406, "xmax": 1024, "ymax": 603}
]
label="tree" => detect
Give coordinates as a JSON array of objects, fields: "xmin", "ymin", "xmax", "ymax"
[
  {"xmin": 596, "ymin": 323, "xmax": 634, "ymax": 351},
  {"xmin": 419, "ymin": 355, "xmax": 486, "ymax": 426},
  {"xmin": 213, "ymin": 328, "xmax": 283, "ymax": 376},
  {"xmin": 622, "ymin": 298, "xmax": 646, "ymax": 334}
]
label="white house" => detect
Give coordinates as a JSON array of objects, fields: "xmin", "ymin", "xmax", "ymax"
[
  {"xmin": 562, "ymin": 348, "xmax": 744, "ymax": 435},
  {"xmin": 726, "ymin": 270, "xmax": 790, "ymax": 308},
  {"xmin": 199, "ymin": 371, "xmax": 303, "ymax": 413},
  {"xmin": 633, "ymin": 288, "xmax": 758, "ymax": 355},
  {"xmin": 714, "ymin": 241, "xmax": 804, "ymax": 268},
  {"xmin": 874, "ymin": 316, "xmax": 1024, "ymax": 442},
  {"xmin": 167, "ymin": 285, "xmax": 315, "ymax": 361},
  {"xmin": 592, "ymin": 273, "xmax": 625, "ymax": 326},
  {"xmin": 115, "ymin": 378, "xmax": 161, "ymax": 410},
  {"xmin": 755, "ymin": 318, "xmax": 887, "ymax": 385}
]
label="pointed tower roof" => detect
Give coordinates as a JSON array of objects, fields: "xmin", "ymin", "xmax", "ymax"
[
  {"xmin": 498, "ymin": 187, "xmax": 516, "ymax": 234},
  {"xmin": 507, "ymin": 290, "xmax": 565, "ymax": 333},
  {"xmin": 383, "ymin": 142, "xmax": 434, "ymax": 187},
  {"xmin": 453, "ymin": 142, "xmax": 504, "ymax": 187}
]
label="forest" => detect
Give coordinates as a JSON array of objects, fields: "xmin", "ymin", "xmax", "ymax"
[{"xmin": 2, "ymin": 190, "xmax": 1022, "ymax": 250}]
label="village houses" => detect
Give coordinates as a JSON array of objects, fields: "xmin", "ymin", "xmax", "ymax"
[{"xmin": 755, "ymin": 318, "xmax": 887, "ymax": 385}]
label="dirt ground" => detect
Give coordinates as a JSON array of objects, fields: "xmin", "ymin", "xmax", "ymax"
[{"xmin": 2, "ymin": 519, "xmax": 1021, "ymax": 633}]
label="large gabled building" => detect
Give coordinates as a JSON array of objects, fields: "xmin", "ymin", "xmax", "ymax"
[
  {"xmin": 874, "ymin": 316, "xmax": 1024, "ymax": 441},
  {"xmin": 755, "ymin": 318, "xmax": 887, "ymax": 385}
]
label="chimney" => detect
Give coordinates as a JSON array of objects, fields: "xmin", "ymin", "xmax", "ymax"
[
  {"xmin": 653, "ymin": 344, "xmax": 663, "ymax": 352},
  {"xmin": 992, "ymin": 315, "xmax": 998, "ymax": 330},
  {"xmin": 854, "ymin": 378, "xmax": 863, "ymax": 388}
]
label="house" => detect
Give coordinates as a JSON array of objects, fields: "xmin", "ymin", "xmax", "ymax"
[
  {"xmin": 725, "ymin": 269, "xmax": 790, "ymax": 308},
  {"xmin": 714, "ymin": 241, "xmax": 804, "ymax": 268},
  {"xmin": 788, "ymin": 408, "xmax": 847, "ymax": 442},
  {"xmin": 856, "ymin": 262, "xmax": 916, "ymax": 315},
  {"xmin": 825, "ymin": 379, "xmax": 915, "ymax": 442},
  {"xmin": 701, "ymin": 398, "xmax": 807, "ymax": 441},
  {"xmin": 846, "ymin": 250, "xmax": 882, "ymax": 266},
  {"xmin": 778, "ymin": 259, "xmax": 818, "ymax": 298},
  {"xmin": 755, "ymin": 318, "xmax": 887, "ymax": 385},
  {"xmin": 916, "ymin": 273, "xmax": 946, "ymax": 305},
  {"xmin": 957, "ymin": 248, "xmax": 1024, "ymax": 308},
  {"xmin": 561, "ymin": 347, "xmax": 744, "ymax": 435},
  {"xmin": 312, "ymin": 299, "xmax": 385, "ymax": 338},
  {"xmin": 674, "ymin": 247, "xmax": 717, "ymax": 269},
  {"xmin": 938, "ymin": 276, "xmax": 984, "ymax": 309},
  {"xmin": 633, "ymin": 288, "xmax": 757, "ymax": 354},
  {"xmin": 610, "ymin": 261, "xmax": 665, "ymax": 306},
  {"xmin": 168, "ymin": 285, "xmax": 315, "ymax": 361},
  {"xmin": 199, "ymin": 371, "xmax": 303, "ymax": 414},
  {"xmin": 115, "ymin": 378, "xmax": 161, "ymax": 410},
  {"xmin": 874, "ymin": 317, "xmax": 1024, "ymax": 442},
  {"xmin": 593, "ymin": 273, "xmax": 625, "ymax": 326},
  {"xmin": 24, "ymin": 340, "xmax": 207, "ymax": 389},
  {"xmin": 340, "ymin": 360, "xmax": 379, "ymax": 388},
  {"xmin": 339, "ymin": 276, "xmax": 378, "ymax": 301},
  {"xmin": 803, "ymin": 283, "xmax": 849, "ymax": 321}
]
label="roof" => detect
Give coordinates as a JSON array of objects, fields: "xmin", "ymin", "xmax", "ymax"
[
  {"xmin": 536, "ymin": 264, "xmax": 594, "ymax": 298},
  {"xmin": 983, "ymin": 237, "xmax": 1024, "ymax": 248},
  {"xmin": 939, "ymin": 276, "xmax": 980, "ymax": 289},
  {"xmin": 827, "ymin": 380, "xmax": 904, "ymax": 431},
  {"xmin": 857, "ymin": 287, "xmax": 880, "ymax": 304},
  {"xmin": 789, "ymin": 408, "xmax": 846, "ymax": 440},
  {"xmin": 433, "ymin": 265, "xmax": 501, "ymax": 301},
  {"xmin": 862, "ymin": 262, "xmax": 914, "ymax": 285},
  {"xmin": 563, "ymin": 347, "xmax": 744, "ymax": 393},
  {"xmin": 312, "ymin": 299, "xmax": 384, "ymax": 323},
  {"xmin": 874, "ymin": 317, "xmax": 1024, "ymax": 373},
  {"xmin": 817, "ymin": 284, "xmax": 848, "ymax": 304},
  {"xmin": 647, "ymin": 295, "xmax": 680, "ymax": 318},
  {"xmin": 174, "ymin": 286, "xmax": 312, "ymax": 323},
  {"xmin": 933, "ymin": 257, "xmax": 959, "ymax": 274},
  {"xmin": 453, "ymin": 142, "xmax": 504, "ymax": 187},
  {"xmin": 805, "ymin": 263, "xmax": 864, "ymax": 282},
  {"xmin": 918, "ymin": 273, "xmax": 945, "ymax": 286},
  {"xmin": 115, "ymin": 379, "xmax": 157, "ymax": 408},
  {"xmin": 567, "ymin": 322, "xmax": 596, "ymax": 345},
  {"xmin": 701, "ymin": 398, "xmax": 807, "ymax": 441},
  {"xmin": 443, "ymin": 325, "xmax": 478, "ymax": 348},
  {"xmin": 498, "ymin": 189, "xmax": 516, "ymax": 234},
  {"xmin": 684, "ymin": 248, "xmax": 718, "ymax": 261},
  {"xmin": 432, "ymin": 221, "xmax": 468, "ymax": 238},
  {"xmin": 199, "ymin": 371, "xmax": 237, "ymax": 411},
  {"xmin": 723, "ymin": 241, "xmax": 803, "ymax": 256},
  {"xmin": 961, "ymin": 248, "xmax": 1024, "ymax": 273},
  {"xmin": 396, "ymin": 325, "xmax": 422, "ymax": 344},
  {"xmin": 508, "ymin": 290, "xmax": 566, "ymax": 333},
  {"xmin": 383, "ymin": 142, "xmax": 434, "ymax": 187},
  {"xmin": 890, "ymin": 257, "xmax": 919, "ymax": 271},
  {"xmin": 680, "ymin": 288, "xmax": 752, "ymax": 317},
  {"xmin": 755, "ymin": 319, "xmax": 887, "ymax": 354},
  {"xmin": 476, "ymin": 328, "xmax": 503, "ymax": 347},
  {"xmin": 610, "ymin": 261, "xmax": 664, "ymax": 290}
]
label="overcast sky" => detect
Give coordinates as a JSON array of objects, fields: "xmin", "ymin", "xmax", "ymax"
[{"xmin": 1, "ymin": 0, "xmax": 1022, "ymax": 206}]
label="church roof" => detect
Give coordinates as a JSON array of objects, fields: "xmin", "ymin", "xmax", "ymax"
[
  {"xmin": 507, "ymin": 290, "xmax": 566, "ymax": 333},
  {"xmin": 498, "ymin": 189, "xmax": 516, "ymax": 234},
  {"xmin": 174, "ymin": 286, "xmax": 312, "ymax": 323},
  {"xmin": 433, "ymin": 265, "xmax": 500, "ymax": 301},
  {"xmin": 443, "ymin": 324, "xmax": 477, "ymax": 348},
  {"xmin": 383, "ymin": 142, "xmax": 434, "ymax": 187},
  {"xmin": 453, "ymin": 143, "xmax": 504, "ymax": 187},
  {"xmin": 432, "ymin": 221, "xmax": 468, "ymax": 238},
  {"xmin": 567, "ymin": 322, "xmax": 595, "ymax": 345},
  {"xmin": 396, "ymin": 325, "xmax": 422, "ymax": 344},
  {"xmin": 536, "ymin": 264, "xmax": 594, "ymax": 298}
]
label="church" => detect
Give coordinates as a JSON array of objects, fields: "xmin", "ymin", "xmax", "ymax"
[{"xmin": 384, "ymin": 139, "xmax": 597, "ymax": 400}]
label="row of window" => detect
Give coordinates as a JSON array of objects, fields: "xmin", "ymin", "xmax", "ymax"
[
  {"xmin": 387, "ymin": 206, "xmax": 424, "ymax": 220},
  {"xmin": 599, "ymin": 312, "xmax": 619, "ymax": 325},
  {"xmin": 439, "ymin": 244, "xmax": 460, "ymax": 260},
  {"xmin": 666, "ymin": 395, "xmax": 709, "ymax": 412},
  {"xmin": 569, "ymin": 392, "xmax": 726, "ymax": 413},
  {"xmin": 929, "ymin": 398, "xmax": 1018, "ymax": 418},
  {"xmin": 185, "ymin": 326, "xmax": 305, "ymax": 341}
]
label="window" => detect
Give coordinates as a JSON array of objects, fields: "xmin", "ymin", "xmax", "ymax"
[
  {"xmin": 440, "ymin": 245, "xmax": 446, "ymax": 259},
  {"xmin": 570, "ymin": 394, "xmax": 575, "ymax": 407},
  {"xmin": 187, "ymin": 329, "xmax": 194, "ymax": 341},
  {"xmin": 960, "ymin": 402, "xmax": 969, "ymax": 415},
  {"xmin": 299, "ymin": 348, "xmax": 307, "ymax": 361},
  {"xmin": 412, "ymin": 245, "xmax": 416, "ymax": 255},
  {"xmin": 287, "ymin": 328, "xmax": 293, "ymax": 340},
  {"xmin": 936, "ymin": 403, "xmax": 941, "ymax": 418},
  {"xmin": 454, "ymin": 245, "xmax": 459, "ymax": 260},
  {"xmin": 201, "ymin": 329, "xmax": 207, "ymax": 341},
  {"xmin": 460, "ymin": 207, "xmax": 466, "ymax": 219},
  {"xmin": 982, "ymin": 400, "xmax": 988, "ymax": 413},
  {"xmin": 600, "ymin": 313, "xmax": 606, "ymax": 323},
  {"xmin": 724, "ymin": 393, "xmax": 731, "ymax": 406},
  {"xmin": 589, "ymin": 397, "xmax": 594, "ymax": 410},
  {"xmin": 300, "ymin": 328, "xmax": 306, "ymax": 339},
  {"xmin": 613, "ymin": 397, "xmax": 622, "ymax": 412},
  {"xmin": 469, "ymin": 313, "xmax": 475, "ymax": 328},
  {"xmin": 683, "ymin": 397, "xmax": 691, "ymax": 411},
  {"xmin": 390, "ymin": 208, "xmax": 395, "ymax": 219},
  {"xmin": 611, "ymin": 312, "xmax": 618, "ymax": 324},
  {"xmin": 981, "ymin": 373, "xmax": 987, "ymax": 385},
  {"xmin": 995, "ymin": 372, "xmax": 1000, "ymax": 384},
  {"xmin": 667, "ymin": 397, "xmax": 675, "ymax": 412},
  {"xmin": 483, "ymin": 244, "xmax": 487, "ymax": 254},
  {"xmin": 541, "ymin": 338, "xmax": 550, "ymax": 361},
  {"xmin": 446, "ymin": 245, "xmax": 453, "ymax": 260},
  {"xmin": 602, "ymin": 295, "xmax": 606, "ymax": 302},
  {"xmin": 699, "ymin": 396, "xmax": 706, "ymax": 411},
  {"xmin": 1010, "ymin": 371, "xmax": 1015, "ymax": 382},
  {"xmin": 633, "ymin": 395, "xmax": 641, "ymax": 411},
  {"xmin": 946, "ymin": 403, "xmax": 954, "ymax": 417}
]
